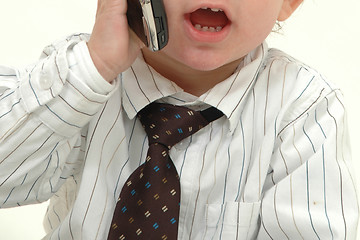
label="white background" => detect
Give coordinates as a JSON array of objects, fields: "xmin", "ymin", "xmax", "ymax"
[{"xmin": 0, "ymin": 0, "xmax": 359, "ymax": 239}]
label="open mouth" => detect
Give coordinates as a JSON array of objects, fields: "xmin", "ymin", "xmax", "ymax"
[{"xmin": 189, "ymin": 7, "xmax": 230, "ymax": 32}]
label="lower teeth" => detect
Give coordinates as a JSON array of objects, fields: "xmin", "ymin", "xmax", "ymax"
[{"xmin": 194, "ymin": 24, "xmax": 223, "ymax": 32}]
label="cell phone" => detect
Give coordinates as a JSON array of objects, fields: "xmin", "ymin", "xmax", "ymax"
[{"xmin": 126, "ymin": 0, "xmax": 168, "ymax": 51}]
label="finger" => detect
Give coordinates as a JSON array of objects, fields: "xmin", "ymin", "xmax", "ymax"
[{"xmin": 95, "ymin": 0, "xmax": 103, "ymax": 18}]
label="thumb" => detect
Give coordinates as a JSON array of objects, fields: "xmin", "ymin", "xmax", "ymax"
[{"xmin": 129, "ymin": 28, "xmax": 146, "ymax": 49}]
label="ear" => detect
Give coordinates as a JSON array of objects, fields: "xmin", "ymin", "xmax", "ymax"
[{"xmin": 278, "ymin": 0, "xmax": 303, "ymax": 21}]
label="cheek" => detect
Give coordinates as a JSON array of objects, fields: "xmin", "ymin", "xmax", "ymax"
[
  {"xmin": 242, "ymin": 20, "xmax": 274, "ymax": 45},
  {"xmin": 237, "ymin": 1, "xmax": 282, "ymax": 41}
]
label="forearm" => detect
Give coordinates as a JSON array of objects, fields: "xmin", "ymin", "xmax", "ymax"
[{"xmin": 0, "ymin": 34, "xmax": 118, "ymax": 207}]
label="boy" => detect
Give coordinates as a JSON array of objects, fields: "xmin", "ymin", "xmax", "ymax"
[{"xmin": 0, "ymin": 0, "xmax": 358, "ymax": 239}]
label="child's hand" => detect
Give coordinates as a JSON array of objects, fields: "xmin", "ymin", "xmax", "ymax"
[{"xmin": 87, "ymin": 0, "xmax": 145, "ymax": 82}]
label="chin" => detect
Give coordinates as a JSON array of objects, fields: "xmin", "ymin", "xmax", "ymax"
[
  {"xmin": 187, "ymin": 61, "xmax": 225, "ymax": 72},
  {"xmin": 168, "ymin": 47, "xmax": 234, "ymax": 72}
]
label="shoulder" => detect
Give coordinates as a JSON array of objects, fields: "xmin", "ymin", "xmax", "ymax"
[
  {"xmin": 261, "ymin": 47, "xmax": 341, "ymax": 99},
  {"xmin": 259, "ymin": 47, "xmax": 345, "ymax": 128}
]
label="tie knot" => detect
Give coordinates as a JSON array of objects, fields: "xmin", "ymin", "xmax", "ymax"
[{"xmin": 139, "ymin": 103, "xmax": 218, "ymax": 149}]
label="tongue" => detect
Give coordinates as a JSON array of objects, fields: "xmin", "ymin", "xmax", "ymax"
[{"xmin": 190, "ymin": 9, "xmax": 228, "ymax": 28}]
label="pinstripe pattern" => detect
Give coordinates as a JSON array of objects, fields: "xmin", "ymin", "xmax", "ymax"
[{"xmin": 0, "ymin": 34, "xmax": 358, "ymax": 239}]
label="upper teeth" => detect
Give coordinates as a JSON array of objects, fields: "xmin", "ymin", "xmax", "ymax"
[{"xmin": 201, "ymin": 7, "xmax": 223, "ymax": 12}]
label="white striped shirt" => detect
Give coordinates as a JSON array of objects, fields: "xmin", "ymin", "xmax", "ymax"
[{"xmin": 0, "ymin": 33, "xmax": 358, "ymax": 239}]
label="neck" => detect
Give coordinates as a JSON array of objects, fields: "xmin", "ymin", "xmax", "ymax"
[{"xmin": 142, "ymin": 49, "xmax": 243, "ymax": 96}]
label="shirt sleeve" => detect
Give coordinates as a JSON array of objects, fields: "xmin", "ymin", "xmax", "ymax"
[
  {"xmin": 0, "ymin": 33, "xmax": 118, "ymax": 208},
  {"xmin": 258, "ymin": 87, "xmax": 359, "ymax": 239}
]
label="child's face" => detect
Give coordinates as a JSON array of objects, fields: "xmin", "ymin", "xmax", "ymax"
[{"xmin": 153, "ymin": 0, "xmax": 295, "ymax": 72}]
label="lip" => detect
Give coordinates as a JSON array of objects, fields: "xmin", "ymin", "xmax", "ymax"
[{"xmin": 183, "ymin": 5, "xmax": 232, "ymax": 43}]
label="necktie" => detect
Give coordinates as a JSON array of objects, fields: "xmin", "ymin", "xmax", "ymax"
[{"xmin": 108, "ymin": 102, "xmax": 223, "ymax": 240}]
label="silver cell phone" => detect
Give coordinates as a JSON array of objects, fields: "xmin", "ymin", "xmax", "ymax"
[{"xmin": 126, "ymin": 0, "xmax": 168, "ymax": 51}]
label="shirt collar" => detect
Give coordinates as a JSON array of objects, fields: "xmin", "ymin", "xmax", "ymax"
[
  {"xmin": 121, "ymin": 43, "xmax": 268, "ymax": 133},
  {"xmin": 121, "ymin": 53, "xmax": 183, "ymax": 119},
  {"xmin": 200, "ymin": 43, "xmax": 268, "ymax": 132}
]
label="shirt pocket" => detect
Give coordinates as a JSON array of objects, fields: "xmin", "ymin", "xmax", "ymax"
[{"xmin": 205, "ymin": 201, "xmax": 261, "ymax": 240}]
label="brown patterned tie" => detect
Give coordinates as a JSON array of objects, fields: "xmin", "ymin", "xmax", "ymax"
[{"xmin": 108, "ymin": 103, "xmax": 223, "ymax": 240}]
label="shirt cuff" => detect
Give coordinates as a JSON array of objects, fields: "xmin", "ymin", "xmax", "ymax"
[{"xmin": 68, "ymin": 41, "xmax": 115, "ymax": 95}]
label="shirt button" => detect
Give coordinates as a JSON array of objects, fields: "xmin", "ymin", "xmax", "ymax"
[{"xmin": 39, "ymin": 71, "xmax": 53, "ymax": 90}]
